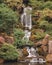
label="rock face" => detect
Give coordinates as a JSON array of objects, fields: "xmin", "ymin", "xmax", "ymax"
[
  {"xmin": 46, "ymin": 41, "xmax": 52, "ymax": 63},
  {"xmin": 41, "ymin": 34, "xmax": 50, "ymax": 45},
  {"xmin": 36, "ymin": 34, "xmax": 50, "ymax": 57},
  {"xmin": 48, "ymin": 41, "xmax": 52, "ymax": 54},
  {"xmin": 46, "ymin": 54, "xmax": 52, "ymax": 63}
]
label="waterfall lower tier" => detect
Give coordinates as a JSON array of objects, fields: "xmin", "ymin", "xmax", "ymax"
[{"xmin": 26, "ymin": 47, "xmax": 37, "ymax": 58}]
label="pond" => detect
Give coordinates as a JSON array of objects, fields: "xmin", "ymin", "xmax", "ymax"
[{"xmin": 0, "ymin": 62, "xmax": 52, "ymax": 65}]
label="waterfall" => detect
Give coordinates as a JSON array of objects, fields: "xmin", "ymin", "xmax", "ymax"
[
  {"xmin": 21, "ymin": 6, "xmax": 32, "ymax": 30},
  {"xmin": 26, "ymin": 47, "xmax": 37, "ymax": 57},
  {"xmin": 23, "ymin": 30, "xmax": 31, "ymax": 44},
  {"xmin": 21, "ymin": 5, "xmax": 46, "ymax": 63}
]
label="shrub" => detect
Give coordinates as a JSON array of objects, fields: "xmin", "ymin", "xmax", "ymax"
[
  {"xmin": 29, "ymin": 0, "xmax": 52, "ymax": 10},
  {"xmin": 34, "ymin": 31, "xmax": 46, "ymax": 40},
  {"xmin": 14, "ymin": 28, "xmax": 24, "ymax": 39},
  {"xmin": 42, "ymin": 1, "xmax": 52, "ymax": 9},
  {"xmin": 39, "ymin": 20, "xmax": 49, "ymax": 30},
  {"xmin": 29, "ymin": 0, "xmax": 43, "ymax": 10},
  {"xmin": 13, "ymin": 28, "xmax": 25, "ymax": 48},
  {"xmin": 0, "ymin": 4, "xmax": 19, "ymax": 34},
  {"xmin": 39, "ymin": 20, "xmax": 52, "ymax": 36},
  {"xmin": 0, "ymin": 43, "xmax": 19, "ymax": 60}
]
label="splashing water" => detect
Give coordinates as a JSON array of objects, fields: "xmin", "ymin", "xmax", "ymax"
[{"xmin": 26, "ymin": 47, "xmax": 37, "ymax": 58}]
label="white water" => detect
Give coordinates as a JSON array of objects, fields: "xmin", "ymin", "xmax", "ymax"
[
  {"xmin": 26, "ymin": 47, "xmax": 37, "ymax": 57},
  {"xmin": 21, "ymin": 6, "xmax": 46, "ymax": 63},
  {"xmin": 23, "ymin": 30, "xmax": 31, "ymax": 44},
  {"xmin": 21, "ymin": 6, "xmax": 32, "ymax": 30}
]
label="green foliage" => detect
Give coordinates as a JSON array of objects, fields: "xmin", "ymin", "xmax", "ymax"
[
  {"xmin": 32, "ymin": 29, "xmax": 46, "ymax": 40},
  {"xmin": 46, "ymin": 24, "xmax": 52, "ymax": 36},
  {"xmin": 13, "ymin": 28, "xmax": 25, "ymax": 47},
  {"xmin": 35, "ymin": 31, "xmax": 46, "ymax": 40},
  {"xmin": 14, "ymin": 28, "xmax": 34, "ymax": 47},
  {"xmin": 29, "ymin": 0, "xmax": 43, "ymax": 10},
  {"xmin": 14, "ymin": 28, "xmax": 24, "ymax": 39},
  {"xmin": 39, "ymin": 20, "xmax": 52, "ymax": 36},
  {"xmin": 0, "ymin": 43, "xmax": 19, "ymax": 60},
  {"xmin": 29, "ymin": 0, "xmax": 52, "ymax": 10},
  {"xmin": 39, "ymin": 21, "xmax": 49, "ymax": 30},
  {"xmin": 0, "ymin": 4, "xmax": 19, "ymax": 34},
  {"xmin": 42, "ymin": 1, "xmax": 52, "ymax": 9}
]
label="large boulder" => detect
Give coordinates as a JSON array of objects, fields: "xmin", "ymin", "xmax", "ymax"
[
  {"xmin": 36, "ymin": 34, "xmax": 50, "ymax": 57},
  {"xmin": 46, "ymin": 54, "xmax": 52, "ymax": 63}
]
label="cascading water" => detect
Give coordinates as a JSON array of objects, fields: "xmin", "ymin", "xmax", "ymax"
[
  {"xmin": 21, "ymin": 5, "xmax": 46, "ymax": 63},
  {"xmin": 23, "ymin": 30, "xmax": 31, "ymax": 44},
  {"xmin": 21, "ymin": 6, "xmax": 32, "ymax": 30},
  {"xmin": 26, "ymin": 47, "xmax": 37, "ymax": 58}
]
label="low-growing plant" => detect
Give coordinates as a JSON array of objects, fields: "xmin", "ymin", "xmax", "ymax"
[
  {"xmin": 0, "ymin": 43, "xmax": 19, "ymax": 60},
  {"xmin": 35, "ymin": 31, "xmax": 46, "ymax": 40}
]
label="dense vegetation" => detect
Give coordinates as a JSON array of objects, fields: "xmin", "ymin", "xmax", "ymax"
[
  {"xmin": 0, "ymin": 3, "xmax": 19, "ymax": 34},
  {"xmin": 0, "ymin": 0, "xmax": 52, "ymax": 61}
]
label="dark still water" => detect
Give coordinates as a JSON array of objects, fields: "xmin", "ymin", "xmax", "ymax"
[{"xmin": 0, "ymin": 62, "xmax": 52, "ymax": 65}]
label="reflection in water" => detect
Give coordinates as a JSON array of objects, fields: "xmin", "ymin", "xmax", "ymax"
[{"xmin": 0, "ymin": 62, "xmax": 52, "ymax": 65}]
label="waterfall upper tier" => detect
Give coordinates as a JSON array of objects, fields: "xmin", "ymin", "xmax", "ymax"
[{"xmin": 21, "ymin": 6, "xmax": 32, "ymax": 30}]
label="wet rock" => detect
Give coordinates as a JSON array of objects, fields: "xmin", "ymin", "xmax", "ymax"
[
  {"xmin": 46, "ymin": 54, "xmax": 52, "ymax": 63},
  {"xmin": 22, "ymin": 48, "xmax": 29, "ymax": 57},
  {"xmin": 37, "ymin": 47, "xmax": 44, "ymax": 56},
  {"xmin": 18, "ymin": 56, "xmax": 26, "ymax": 61}
]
